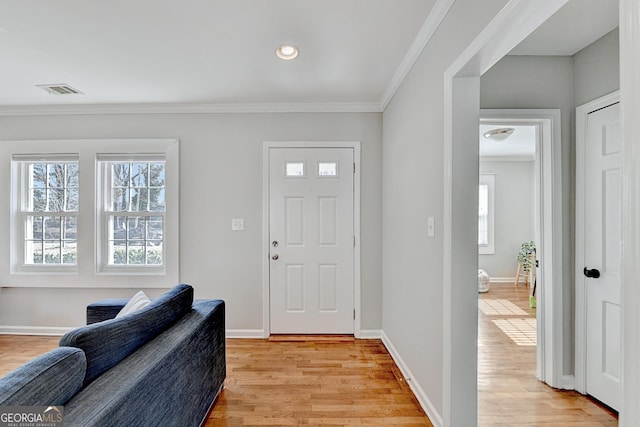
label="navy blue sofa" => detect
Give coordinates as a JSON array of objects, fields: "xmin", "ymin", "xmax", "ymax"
[{"xmin": 0, "ymin": 284, "xmax": 226, "ymax": 427}]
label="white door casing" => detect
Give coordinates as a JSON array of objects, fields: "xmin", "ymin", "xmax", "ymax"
[
  {"xmin": 480, "ymin": 109, "xmax": 563, "ymax": 387},
  {"xmin": 268, "ymin": 147, "xmax": 355, "ymax": 334},
  {"xmin": 576, "ymin": 94, "xmax": 621, "ymax": 410}
]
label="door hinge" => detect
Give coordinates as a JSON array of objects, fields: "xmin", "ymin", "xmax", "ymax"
[
  {"xmin": 353, "ymin": 235, "xmax": 356, "ymax": 247},
  {"xmin": 353, "ymin": 163, "xmax": 356, "ymax": 174},
  {"xmin": 353, "ymin": 309, "xmax": 356, "ymax": 320}
]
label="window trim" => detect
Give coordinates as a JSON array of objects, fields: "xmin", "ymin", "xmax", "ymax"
[
  {"xmin": 96, "ymin": 154, "xmax": 168, "ymax": 275},
  {"xmin": 11, "ymin": 155, "xmax": 80, "ymax": 274},
  {"xmin": 478, "ymin": 173, "xmax": 495, "ymax": 255},
  {"xmin": 1, "ymin": 139, "xmax": 179, "ymax": 288}
]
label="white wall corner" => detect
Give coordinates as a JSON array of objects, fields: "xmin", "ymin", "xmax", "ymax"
[{"xmin": 381, "ymin": 331, "xmax": 443, "ymax": 427}]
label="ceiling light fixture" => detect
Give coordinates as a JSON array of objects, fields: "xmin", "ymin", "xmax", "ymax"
[
  {"xmin": 483, "ymin": 127, "xmax": 515, "ymax": 141},
  {"xmin": 276, "ymin": 44, "xmax": 299, "ymax": 60}
]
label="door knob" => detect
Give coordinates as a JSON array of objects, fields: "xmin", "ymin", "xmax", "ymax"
[
  {"xmin": 272, "ymin": 254, "xmax": 279, "ymax": 261},
  {"xmin": 272, "ymin": 240, "xmax": 279, "ymax": 247},
  {"xmin": 584, "ymin": 267, "xmax": 601, "ymax": 278}
]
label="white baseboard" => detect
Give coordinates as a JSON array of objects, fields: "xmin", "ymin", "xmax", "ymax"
[
  {"xmin": 562, "ymin": 375, "xmax": 575, "ymax": 390},
  {"xmin": 356, "ymin": 329, "xmax": 382, "ymax": 339},
  {"xmin": 0, "ymin": 326, "xmax": 73, "ymax": 336},
  {"xmin": 225, "ymin": 329, "xmax": 266, "ymax": 339},
  {"xmin": 0, "ymin": 326, "xmax": 268, "ymax": 339},
  {"xmin": 381, "ymin": 331, "xmax": 443, "ymax": 427},
  {"xmin": 488, "ymin": 276, "xmax": 517, "ymax": 283}
]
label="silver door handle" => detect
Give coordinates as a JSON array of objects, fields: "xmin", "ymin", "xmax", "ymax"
[{"xmin": 272, "ymin": 254, "xmax": 279, "ymax": 260}]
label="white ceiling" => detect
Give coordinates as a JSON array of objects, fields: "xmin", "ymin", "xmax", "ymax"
[
  {"xmin": 0, "ymin": 0, "xmax": 436, "ymax": 107},
  {"xmin": 510, "ymin": 0, "xmax": 618, "ymax": 56},
  {"xmin": 0, "ymin": 0, "xmax": 620, "ymax": 109}
]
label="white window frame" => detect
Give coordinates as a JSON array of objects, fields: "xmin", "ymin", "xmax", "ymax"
[
  {"xmin": 478, "ymin": 173, "xmax": 495, "ymax": 255},
  {"xmin": 12, "ymin": 154, "xmax": 80, "ymax": 275},
  {"xmin": 1, "ymin": 139, "xmax": 179, "ymax": 288},
  {"xmin": 96, "ymin": 154, "xmax": 168, "ymax": 275}
]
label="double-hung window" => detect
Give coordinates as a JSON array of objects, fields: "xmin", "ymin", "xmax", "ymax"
[
  {"xmin": 14, "ymin": 156, "xmax": 79, "ymax": 272},
  {"xmin": 3, "ymin": 139, "xmax": 179, "ymax": 287},
  {"xmin": 98, "ymin": 156, "xmax": 166, "ymax": 273},
  {"xmin": 478, "ymin": 174, "xmax": 495, "ymax": 254}
]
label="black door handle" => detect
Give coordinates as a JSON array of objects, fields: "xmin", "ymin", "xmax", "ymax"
[{"xmin": 584, "ymin": 267, "xmax": 601, "ymax": 278}]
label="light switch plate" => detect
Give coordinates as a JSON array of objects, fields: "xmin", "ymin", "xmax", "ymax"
[
  {"xmin": 427, "ymin": 217, "xmax": 435, "ymax": 238},
  {"xmin": 231, "ymin": 218, "xmax": 244, "ymax": 231}
]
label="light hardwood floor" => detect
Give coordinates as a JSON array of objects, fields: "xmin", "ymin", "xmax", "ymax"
[
  {"xmin": 0, "ymin": 287, "xmax": 620, "ymax": 425},
  {"xmin": 479, "ymin": 283, "xmax": 618, "ymax": 426},
  {"xmin": 206, "ymin": 336, "xmax": 431, "ymax": 426},
  {"xmin": 0, "ymin": 334, "xmax": 431, "ymax": 426}
]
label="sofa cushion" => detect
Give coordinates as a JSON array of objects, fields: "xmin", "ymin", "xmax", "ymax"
[
  {"xmin": 59, "ymin": 284, "xmax": 194, "ymax": 385},
  {"xmin": 0, "ymin": 347, "xmax": 86, "ymax": 406},
  {"xmin": 115, "ymin": 290, "xmax": 151, "ymax": 318}
]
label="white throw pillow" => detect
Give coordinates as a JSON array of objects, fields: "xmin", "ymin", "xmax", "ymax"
[{"xmin": 115, "ymin": 290, "xmax": 151, "ymax": 318}]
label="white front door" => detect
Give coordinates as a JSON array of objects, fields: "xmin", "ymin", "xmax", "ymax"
[
  {"xmin": 584, "ymin": 102, "xmax": 621, "ymax": 410},
  {"xmin": 269, "ymin": 147, "xmax": 354, "ymax": 334}
]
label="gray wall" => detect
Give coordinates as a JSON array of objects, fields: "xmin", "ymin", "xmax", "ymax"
[
  {"xmin": 382, "ymin": 0, "xmax": 508, "ymax": 420},
  {"xmin": 0, "ymin": 112, "xmax": 383, "ymax": 333},
  {"xmin": 480, "ymin": 27, "xmax": 620, "ymax": 376},
  {"xmin": 574, "ymin": 28, "xmax": 620, "ymax": 107},
  {"xmin": 478, "ymin": 161, "xmax": 535, "ymax": 279}
]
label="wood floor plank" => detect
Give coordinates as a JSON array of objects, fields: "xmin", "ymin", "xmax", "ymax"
[
  {"xmin": 206, "ymin": 338, "xmax": 431, "ymax": 426},
  {"xmin": 479, "ymin": 283, "xmax": 618, "ymax": 426}
]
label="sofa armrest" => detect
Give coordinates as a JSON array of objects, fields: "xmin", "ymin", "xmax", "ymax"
[
  {"xmin": 86, "ymin": 299, "xmax": 129, "ymax": 324},
  {"xmin": 0, "ymin": 347, "xmax": 86, "ymax": 406}
]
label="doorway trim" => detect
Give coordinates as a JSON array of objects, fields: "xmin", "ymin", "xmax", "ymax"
[
  {"xmin": 442, "ymin": 1, "xmax": 570, "ymax": 425},
  {"xmin": 480, "ymin": 109, "xmax": 563, "ymax": 387},
  {"xmin": 574, "ymin": 90, "xmax": 620, "ymax": 394},
  {"xmin": 262, "ymin": 141, "xmax": 362, "ymax": 338}
]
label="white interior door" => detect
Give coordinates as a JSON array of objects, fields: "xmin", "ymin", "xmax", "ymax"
[
  {"xmin": 584, "ymin": 102, "xmax": 621, "ymax": 410},
  {"xmin": 269, "ymin": 147, "xmax": 354, "ymax": 334}
]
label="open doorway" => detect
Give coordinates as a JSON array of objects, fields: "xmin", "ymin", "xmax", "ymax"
[
  {"xmin": 443, "ymin": 0, "xmax": 623, "ymax": 424},
  {"xmin": 477, "ymin": 120, "xmax": 542, "ymax": 419},
  {"xmin": 477, "ymin": 111, "xmax": 561, "ymax": 386}
]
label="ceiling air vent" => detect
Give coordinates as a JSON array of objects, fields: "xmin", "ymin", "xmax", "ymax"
[{"xmin": 36, "ymin": 84, "xmax": 83, "ymax": 95}]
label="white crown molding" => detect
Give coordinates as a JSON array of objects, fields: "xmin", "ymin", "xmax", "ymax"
[
  {"xmin": 0, "ymin": 102, "xmax": 382, "ymax": 117},
  {"xmin": 378, "ymin": 0, "xmax": 456, "ymax": 111}
]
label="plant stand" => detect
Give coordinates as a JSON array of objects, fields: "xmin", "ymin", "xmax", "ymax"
[
  {"xmin": 515, "ymin": 241, "xmax": 537, "ymax": 309},
  {"xmin": 514, "ymin": 253, "xmax": 536, "ymax": 287}
]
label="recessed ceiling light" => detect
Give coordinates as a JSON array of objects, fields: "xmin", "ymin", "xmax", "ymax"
[
  {"xmin": 483, "ymin": 127, "xmax": 515, "ymax": 141},
  {"xmin": 276, "ymin": 45, "xmax": 299, "ymax": 60}
]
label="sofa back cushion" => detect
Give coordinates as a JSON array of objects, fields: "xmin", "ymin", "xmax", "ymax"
[
  {"xmin": 0, "ymin": 347, "xmax": 86, "ymax": 406},
  {"xmin": 59, "ymin": 284, "xmax": 194, "ymax": 385}
]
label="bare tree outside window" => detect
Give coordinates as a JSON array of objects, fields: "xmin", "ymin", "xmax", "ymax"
[
  {"xmin": 106, "ymin": 161, "xmax": 166, "ymax": 266},
  {"xmin": 25, "ymin": 162, "xmax": 79, "ymax": 264}
]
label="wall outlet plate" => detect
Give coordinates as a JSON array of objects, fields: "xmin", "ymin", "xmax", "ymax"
[{"xmin": 231, "ymin": 218, "xmax": 244, "ymax": 231}]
